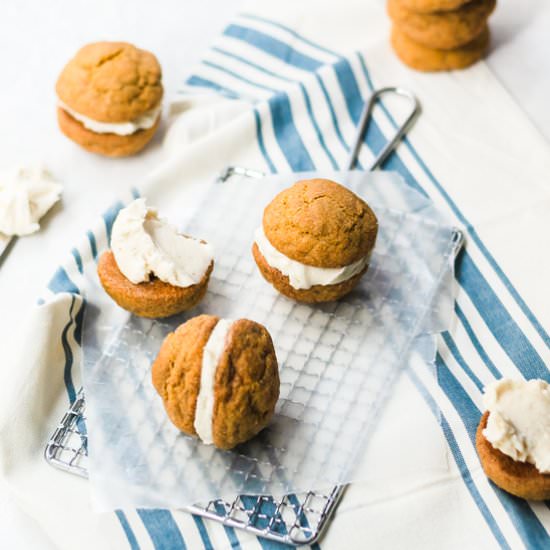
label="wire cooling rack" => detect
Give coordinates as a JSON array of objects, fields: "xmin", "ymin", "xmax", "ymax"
[{"xmin": 45, "ymin": 392, "xmax": 345, "ymax": 546}]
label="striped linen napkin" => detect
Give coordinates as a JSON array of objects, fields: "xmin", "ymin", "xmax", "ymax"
[{"xmin": 1, "ymin": 3, "xmax": 549, "ymax": 550}]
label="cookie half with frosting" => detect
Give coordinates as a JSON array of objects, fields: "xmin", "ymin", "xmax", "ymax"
[
  {"xmin": 476, "ymin": 379, "xmax": 550, "ymax": 501},
  {"xmin": 252, "ymin": 178, "xmax": 378, "ymax": 303},
  {"xmin": 56, "ymin": 42, "xmax": 162, "ymax": 157},
  {"xmin": 152, "ymin": 314, "xmax": 280, "ymax": 449},
  {"xmin": 98, "ymin": 199, "xmax": 213, "ymax": 318}
]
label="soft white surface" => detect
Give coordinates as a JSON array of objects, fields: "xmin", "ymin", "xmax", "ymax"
[
  {"xmin": 111, "ymin": 198, "xmax": 213, "ymax": 287},
  {"xmin": 0, "ymin": 0, "xmax": 549, "ymax": 548},
  {"xmin": 254, "ymin": 225, "xmax": 369, "ymax": 289},
  {"xmin": 0, "ymin": 166, "xmax": 62, "ymax": 236},
  {"xmin": 194, "ymin": 319, "xmax": 233, "ymax": 445},
  {"xmin": 483, "ymin": 378, "xmax": 550, "ymax": 473}
]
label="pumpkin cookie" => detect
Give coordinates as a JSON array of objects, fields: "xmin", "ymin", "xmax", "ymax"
[
  {"xmin": 391, "ymin": 25, "xmax": 489, "ymax": 71},
  {"xmin": 56, "ymin": 41, "xmax": 163, "ymax": 157},
  {"xmin": 252, "ymin": 178, "xmax": 378, "ymax": 303},
  {"xmin": 152, "ymin": 315, "xmax": 280, "ymax": 450},
  {"xmin": 97, "ymin": 199, "xmax": 213, "ymax": 318},
  {"xmin": 398, "ymin": 0, "xmax": 472, "ymax": 13},
  {"xmin": 476, "ymin": 412, "xmax": 550, "ymax": 501},
  {"xmin": 388, "ymin": 0, "xmax": 496, "ymax": 49}
]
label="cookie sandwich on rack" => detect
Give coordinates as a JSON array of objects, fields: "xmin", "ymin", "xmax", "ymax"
[
  {"xmin": 56, "ymin": 41, "xmax": 162, "ymax": 157},
  {"xmin": 476, "ymin": 378, "xmax": 550, "ymax": 500},
  {"xmin": 98, "ymin": 199, "xmax": 213, "ymax": 318},
  {"xmin": 252, "ymin": 178, "xmax": 378, "ymax": 303},
  {"xmin": 152, "ymin": 314, "xmax": 280, "ymax": 450}
]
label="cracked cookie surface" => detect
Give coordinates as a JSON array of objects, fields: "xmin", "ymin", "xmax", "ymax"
[
  {"xmin": 262, "ymin": 179, "xmax": 378, "ymax": 268},
  {"xmin": 56, "ymin": 41, "xmax": 163, "ymax": 122}
]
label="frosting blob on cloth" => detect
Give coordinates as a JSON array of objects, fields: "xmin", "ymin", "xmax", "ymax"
[
  {"xmin": 0, "ymin": 166, "xmax": 62, "ymax": 236},
  {"xmin": 111, "ymin": 198, "xmax": 213, "ymax": 287},
  {"xmin": 254, "ymin": 225, "xmax": 369, "ymax": 290},
  {"xmin": 194, "ymin": 319, "xmax": 233, "ymax": 444},
  {"xmin": 58, "ymin": 100, "xmax": 161, "ymax": 136},
  {"xmin": 483, "ymin": 378, "xmax": 550, "ymax": 473}
]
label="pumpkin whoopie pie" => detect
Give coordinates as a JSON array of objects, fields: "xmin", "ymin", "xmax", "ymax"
[
  {"xmin": 152, "ymin": 314, "xmax": 280, "ymax": 450},
  {"xmin": 476, "ymin": 379, "xmax": 550, "ymax": 501},
  {"xmin": 98, "ymin": 199, "xmax": 213, "ymax": 318},
  {"xmin": 56, "ymin": 41, "xmax": 163, "ymax": 157},
  {"xmin": 387, "ymin": 0, "xmax": 495, "ymax": 50},
  {"xmin": 252, "ymin": 178, "xmax": 378, "ymax": 303}
]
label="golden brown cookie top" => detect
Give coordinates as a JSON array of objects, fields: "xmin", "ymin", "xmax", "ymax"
[
  {"xmin": 213, "ymin": 319, "xmax": 279, "ymax": 449},
  {"xmin": 262, "ymin": 179, "xmax": 378, "ymax": 268},
  {"xmin": 56, "ymin": 41, "xmax": 163, "ymax": 123},
  {"xmin": 152, "ymin": 314, "xmax": 219, "ymax": 435}
]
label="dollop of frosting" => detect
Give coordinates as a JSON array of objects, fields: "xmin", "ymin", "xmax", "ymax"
[
  {"xmin": 111, "ymin": 198, "xmax": 213, "ymax": 287},
  {"xmin": 0, "ymin": 166, "xmax": 62, "ymax": 236},
  {"xmin": 254, "ymin": 225, "xmax": 369, "ymax": 290},
  {"xmin": 483, "ymin": 378, "xmax": 550, "ymax": 474},
  {"xmin": 194, "ymin": 318, "xmax": 233, "ymax": 444},
  {"xmin": 58, "ymin": 100, "xmax": 161, "ymax": 136}
]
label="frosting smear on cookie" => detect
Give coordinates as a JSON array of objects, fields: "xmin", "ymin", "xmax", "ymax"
[
  {"xmin": 483, "ymin": 379, "xmax": 550, "ymax": 473},
  {"xmin": 111, "ymin": 198, "xmax": 213, "ymax": 287},
  {"xmin": 254, "ymin": 225, "xmax": 369, "ymax": 290},
  {"xmin": 194, "ymin": 319, "xmax": 233, "ymax": 444}
]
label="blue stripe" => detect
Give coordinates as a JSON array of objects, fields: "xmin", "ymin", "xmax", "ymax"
[
  {"xmin": 136, "ymin": 510, "xmax": 186, "ymax": 550},
  {"xmin": 115, "ymin": 511, "xmax": 141, "ymax": 550},
  {"xmin": 71, "ymin": 248, "xmax": 83, "ymax": 274},
  {"xmin": 192, "ymin": 516, "xmax": 214, "ymax": 550},
  {"xmin": 48, "ymin": 267, "xmax": 80, "ymax": 295},
  {"xmin": 254, "ymin": 109, "xmax": 276, "ymax": 173},
  {"xmin": 212, "ymin": 46, "xmax": 338, "ymax": 168},
  {"xmin": 267, "ymin": 94, "xmax": 315, "ymax": 171},
  {"xmin": 356, "ymin": 51, "xmax": 549, "ymax": 347},
  {"xmin": 131, "ymin": 187, "xmax": 140, "ymax": 199},
  {"xmin": 456, "ymin": 251, "xmax": 548, "ymax": 381},
  {"xmin": 87, "ymin": 230, "xmax": 97, "ymax": 260},
  {"xmin": 239, "ymin": 12, "xmax": 340, "ymax": 58},
  {"xmin": 186, "ymin": 75, "xmax": 241, "ymax": 99},
  {"xmin": 437, "ymin": 355, "xmax": 550, "ymax": 547},
  {"xmin": 407, "ymin": 369, "xmax": 511, "ymax": 549},
  {"xmin": 213, "ymin": 502, "xmax": 242, "ymax": 549},
  {"xmin": 224, "ymin": 25, "xmax": 322, "ymax": 72},
  {"xmin": 441, "ymin": 331, "xmax": 484, "ymax": 391},
  {"xmin": 455, "ymin": 303, "xmax": 502, "ymax": 380},
  {"xmin": 102, "ymin": 200, "xmax": 125, "ymax": 245},
  {"xmin": 203, "ymin": 60, "xmax": 276, "ymax": 93},
  {"xmin": 315, "ymin": 73, "xmax": 350, "ymax": 155},
  {"xmin": 60, "ymin": 296, "xmax": 77, "ymax": 404}
]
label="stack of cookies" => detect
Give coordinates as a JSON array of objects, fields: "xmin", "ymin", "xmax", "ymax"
[{"xmin": 388, "ymin": 0, "xmax": 496, "ymax": 72}]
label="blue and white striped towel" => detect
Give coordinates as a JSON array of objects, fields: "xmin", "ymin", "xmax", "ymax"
[{"xmin": 1, "ymin": 5, "xmax": 549, "ymax": 550}]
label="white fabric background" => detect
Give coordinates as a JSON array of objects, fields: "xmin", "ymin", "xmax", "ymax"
[{"xmin": 0, "ymin": 0, "xmax": 549, "ymax": 548}]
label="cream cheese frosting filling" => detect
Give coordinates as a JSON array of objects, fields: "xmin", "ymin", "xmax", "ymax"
[
  {"xmin": 254, "ymin": 225, "xmax": 369, "ymax": 290},
  {"xmin": 483, "ymin": 378, "xmax": 550, "ymax": 473},
  {"xmin": 111, "ymin": 198, "xmax": 213, "ymax": 287},
  {"xmin": 194, "ymin": 319, "xmax": 233, "ymax": 444},
  {"xmin": 0, "ymin": 165, "xmax": 62, "ymax": 236},
  {"xmin": 58, "ymin": 100, "xmax": 161, "ymax": 136}
]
